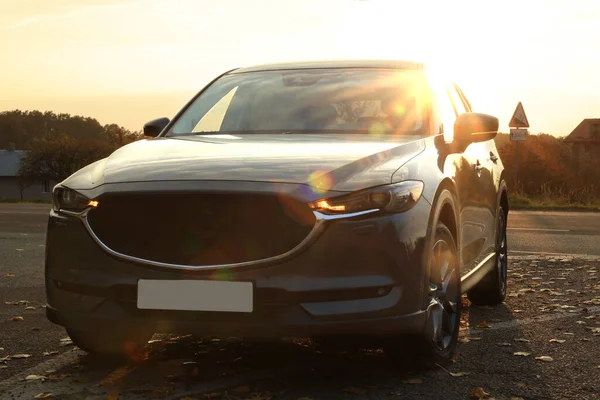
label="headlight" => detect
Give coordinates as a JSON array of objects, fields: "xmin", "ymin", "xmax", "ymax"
[
  {"xmin": 52, "ymin": 186, "xmax": 95, "ymax": 212},
  {"xmin": 309, "ymin": 181, "xmax": 424, "ymax": 215}
]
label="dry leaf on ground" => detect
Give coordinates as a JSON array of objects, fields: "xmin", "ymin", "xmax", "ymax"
[
  {"xmin": 202, "ymin": 393, "xmax": 222, "ymax": 399},
  {"xmin": 5, "ymin": 273, "xmax": 15, "ymax": 278},
  {"xmin": 513, "ymin": 352, "xmax": 531, "ymax": 357},
  {"xmin": 11, "ymin": 316, "xmax": 24, "ymax": 322},
  {"xmin": 34, "ymin": 394, "xmax": 53, "ymax": 399},
  {"xmin": 343, "ymin": 387, "xmax": 367, "ymax": 394},
  {"xmin": 400, "ymin": 378, "xmax": 422, "ymax": 384},
  {"xmin": 535, "ymin": 356, "xmax": 553, "ymax": 362},
  {"xmin": 450, "ymin": 371, "xmax": 470, "ymax": 377},
  {"xmin": 231, "ymin": 386, "xmax": 251, "ymax": 394},
  {"xmin": 469, "ymin": 387, "xmax": 491, "ymax": 399},
  {"xmin": 549, "ymin": 339, "xmax": 566, "ymax": 343},
  {"xmin": 10, "ymin": 354, "xmax": 32, "ymax": 359},
  {"xmin": 25, "ymin": 375, "xmax": 47, "ymax": 381},
  {"xmin": 514, "ymin": 338, "xmax": 530, "ymax": 342},
  {"xmin": 476, "ymin": 321, "xmax": 491, "ymax": 329},
  {"xmin": 105, "ymin": 390, "xmax": 119, "ymax": 400}
]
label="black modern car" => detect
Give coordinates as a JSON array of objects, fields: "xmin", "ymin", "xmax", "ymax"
[{"xmin": 46, "ymin": 60, "xmax": 508, "ymax": 365}]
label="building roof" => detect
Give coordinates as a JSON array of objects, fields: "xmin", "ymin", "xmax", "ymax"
[
  {"xmin": 564, "ymin": 118, "xmax": 600, "ymax": 143},
  {"xmin": 0, "ymin": 150, "xmax": 24, "ymax": 177},
  {"xmin": 230, "ymin": 59, "xmax": 425, "ymax": 74}
]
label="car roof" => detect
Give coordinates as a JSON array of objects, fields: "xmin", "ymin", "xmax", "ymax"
[{"xmin": 229, "ymin": 59, "xmax": 425, "ymax": 74}]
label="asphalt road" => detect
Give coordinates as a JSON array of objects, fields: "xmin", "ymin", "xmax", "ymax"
[{"xmin": 1, "ymin": 204, "xmax": 599, "ymax": 399}]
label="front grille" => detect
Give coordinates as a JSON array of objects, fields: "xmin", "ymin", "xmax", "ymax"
[{"xmin": 86, "ymin": 192, "xmax": 316, "ymax": 266}]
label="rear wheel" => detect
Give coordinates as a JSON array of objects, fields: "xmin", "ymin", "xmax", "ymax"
[
  {"xmin": 467, "ymin": 207, "xmax": 508, "ymax": 305},
  {"xmin": 385, "ymin": 222, "xmax": 461, "ymax": 367},
  {"xmin": 67, "ymin": 327, "xmax": 152, "ymax": 357}
]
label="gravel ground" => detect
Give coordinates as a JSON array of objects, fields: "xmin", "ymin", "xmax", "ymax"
[{"xmin": 1, "ymin": 256, "xmax": 599, "ymax": 400}]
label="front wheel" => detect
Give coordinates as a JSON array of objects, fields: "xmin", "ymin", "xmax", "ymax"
[
  {"xmin": 467, "ymin": 207, "xmax": 508, "ymax": 306},
  {"xmin": 385, "ymin": 222, "xmax": 461, "ymax": 367}
]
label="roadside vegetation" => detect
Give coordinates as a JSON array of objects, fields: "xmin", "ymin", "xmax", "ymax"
[
  {"xmin": 495, "ymin": 133, "xmax": 600, "ymax": 211},
  {"xmin": 1, "ymin": 111, "xmax": 598, "ymax": 210}
]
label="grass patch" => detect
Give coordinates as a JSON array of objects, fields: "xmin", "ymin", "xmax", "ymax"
[
  {"xmin": 509, "ymin": 193, "xmax": 600, "ymax": 212},
  {"xmin": 0, "ymin": 198, "xmax": 51, "ymax": 204}
]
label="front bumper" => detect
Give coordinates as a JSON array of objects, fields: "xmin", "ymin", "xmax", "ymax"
[{"xmin": 45, "ymin": 197, "xmax": 431, "ymax": 338}]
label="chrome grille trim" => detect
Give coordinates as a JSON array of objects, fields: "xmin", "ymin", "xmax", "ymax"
[{"xmin": 61, "ymin": 208, "xmax": 378, "ymax": 271}]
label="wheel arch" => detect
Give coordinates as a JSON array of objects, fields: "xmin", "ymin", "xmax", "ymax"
[{"xmin": 420, "ymin": 178, "xmax": 461, "ymax": 309}]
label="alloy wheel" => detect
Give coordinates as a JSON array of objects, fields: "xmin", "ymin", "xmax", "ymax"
[
  {"xmin": 497, "ymin": 211, "xmax": 508, "ymax": 295},
  {"xmin": 426, "ymin": 239, "xmax": 460, "ymax": 352}
]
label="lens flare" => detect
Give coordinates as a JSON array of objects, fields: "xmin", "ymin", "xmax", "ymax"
[{"xmin": 307, "ymin": 170, "xmax": 334, "ymax": 194}]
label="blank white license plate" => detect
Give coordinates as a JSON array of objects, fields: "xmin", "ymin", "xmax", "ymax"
[{"xmin": 137, "ymin": 279, "xmax": 253, "ymax": 312}]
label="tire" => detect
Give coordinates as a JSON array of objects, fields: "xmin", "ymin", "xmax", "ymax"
[
  {"xmin": 385, "ymin": 222, "xmax": 461, "ymax": 368},
  {"xmin": 467, "ymin": 207, "xmax": 508, "ymax": 306},
  {"xmin": 67, "ymin": 327, "xmax": 152, "ymax": 357}
]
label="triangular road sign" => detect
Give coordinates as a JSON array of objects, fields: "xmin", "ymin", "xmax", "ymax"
[{"xmin": 509, "ymin": 102, "xmax": 529, "ymax": 128}]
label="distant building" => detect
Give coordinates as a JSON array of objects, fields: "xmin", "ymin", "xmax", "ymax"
[
  {"xmin": 0, "ymin": 144, "xmax": 53, "ymax": 201},
  {"xmin": 564, "ymin": 118, "xmax": 600, "ymax": 167}
]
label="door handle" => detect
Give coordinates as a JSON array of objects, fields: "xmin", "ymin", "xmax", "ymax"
[{"xmin": 489, "ymin": 152, "xmax": 498, "ymax": 162}]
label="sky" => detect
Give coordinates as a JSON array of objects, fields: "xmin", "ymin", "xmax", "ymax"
[{"xmin": 1, "ymin": 0, "xmax": 600, "ymax": 137}]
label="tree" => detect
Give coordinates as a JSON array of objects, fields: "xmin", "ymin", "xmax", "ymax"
[{"xmin": 18, "ymin": 135, "xmax": 114, "ymax": 184}]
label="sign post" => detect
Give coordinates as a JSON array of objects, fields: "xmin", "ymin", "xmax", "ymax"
[{"xmin": 508, "ymin": 102, "xmax": 530, "ymax": 187}]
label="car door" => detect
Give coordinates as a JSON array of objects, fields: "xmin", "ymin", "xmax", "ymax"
[{"xmin": 451, "ymin": 85, "xmax": 498, "ymax": 272}]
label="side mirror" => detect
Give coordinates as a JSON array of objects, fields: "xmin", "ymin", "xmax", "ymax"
[
  {"xmin": 143, "ymin": 117, "xmax": 170, "ymax": 137},
  {"xmin": 454, "ymin": 113, "xmax": 498, "ymax": 144}
]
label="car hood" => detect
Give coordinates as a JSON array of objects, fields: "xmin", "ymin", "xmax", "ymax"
[{"xmin": 64, "ymin": 134, "xmax": 425, "ymax": 192}]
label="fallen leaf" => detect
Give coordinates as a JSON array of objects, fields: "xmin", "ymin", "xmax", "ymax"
[
  {"xmin": 0, "ymin": 347, "xmax": 3, "ymax": 351},
  {"xmin": 10, "ymin": 354, "xmax": 32, "ymax": 359},
  {"xmin": 469, "ymin": 387, "xmax": 491, "ymax": 399},
  {"xmin": 513, "ymin": 352, "xmax": 531, "ymax": 357},
  {"xmin": 343, "ymin": 387, "xmax": 367, "ymax": 394},
  {"xmin": 246, "ymin": 394, "xmax": 272, "ymax": 400},
  {"xmin": 42, "ymin": 351, "xmax": 59, "ymax": 356},
  {"xmin": 34, "ymin": 394, "xmax": 53, "ymax": 399},
  {"xmin": 24, "ymin": 306, "xmax": 36, "ymax": 310},
  {"xmin": 231, "ymin": 386, "xmax": 251, "ymax": 394},
  {"xmin": 549, "ymin": 339, "xmax": 566, "ymax": 343},
  {"xmin": 400, "ymin": 378, "xmax": 422, "ymax": 384},
  {"xmin": 0, "ymin": 366, "xmax": 7, "ymax": 369},
  {"xmin": 5, "ymin": 273, "xmax": 15, "ymax": 278},
  {"xmin": 25, "ymin": 375, "xmax": 47, "ymax": 381},
  {"xmin": 497, "ymin": 342, "xmax": 512, "ymax": 347},
  {"xmin": 105, "ymin": 390, "xmax": 119, "ymax": 400},
  {"xmin": 535, "ymin": 356, "xmax": 553, "ymax": 362},
  {"xmin": 514, "ymin": 338, "xmax": 530, "ymax": 342},
  {"xmin": 450, "ymin": 371, "xmax": 470, "ymax": 377},
  {"xmin": 11, "ymin": 316, "xmax": 24, "ymax": 322},
  {"xmin": 476, "ymin": 321, "xmax": 491, "ymax": 329},
  {"xmin": 59, "ymin": 338, "xmax": 73, "ymax": 347}
]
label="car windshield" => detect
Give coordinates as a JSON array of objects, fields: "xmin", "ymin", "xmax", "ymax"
[{"xmin": 167, "ymin": 68, "xmax": 429, "ymax": 137}]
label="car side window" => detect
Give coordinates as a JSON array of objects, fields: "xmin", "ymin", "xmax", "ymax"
[{"xmin": 435, "ymin": 87, "xmax": 457, "ymax": 142}]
